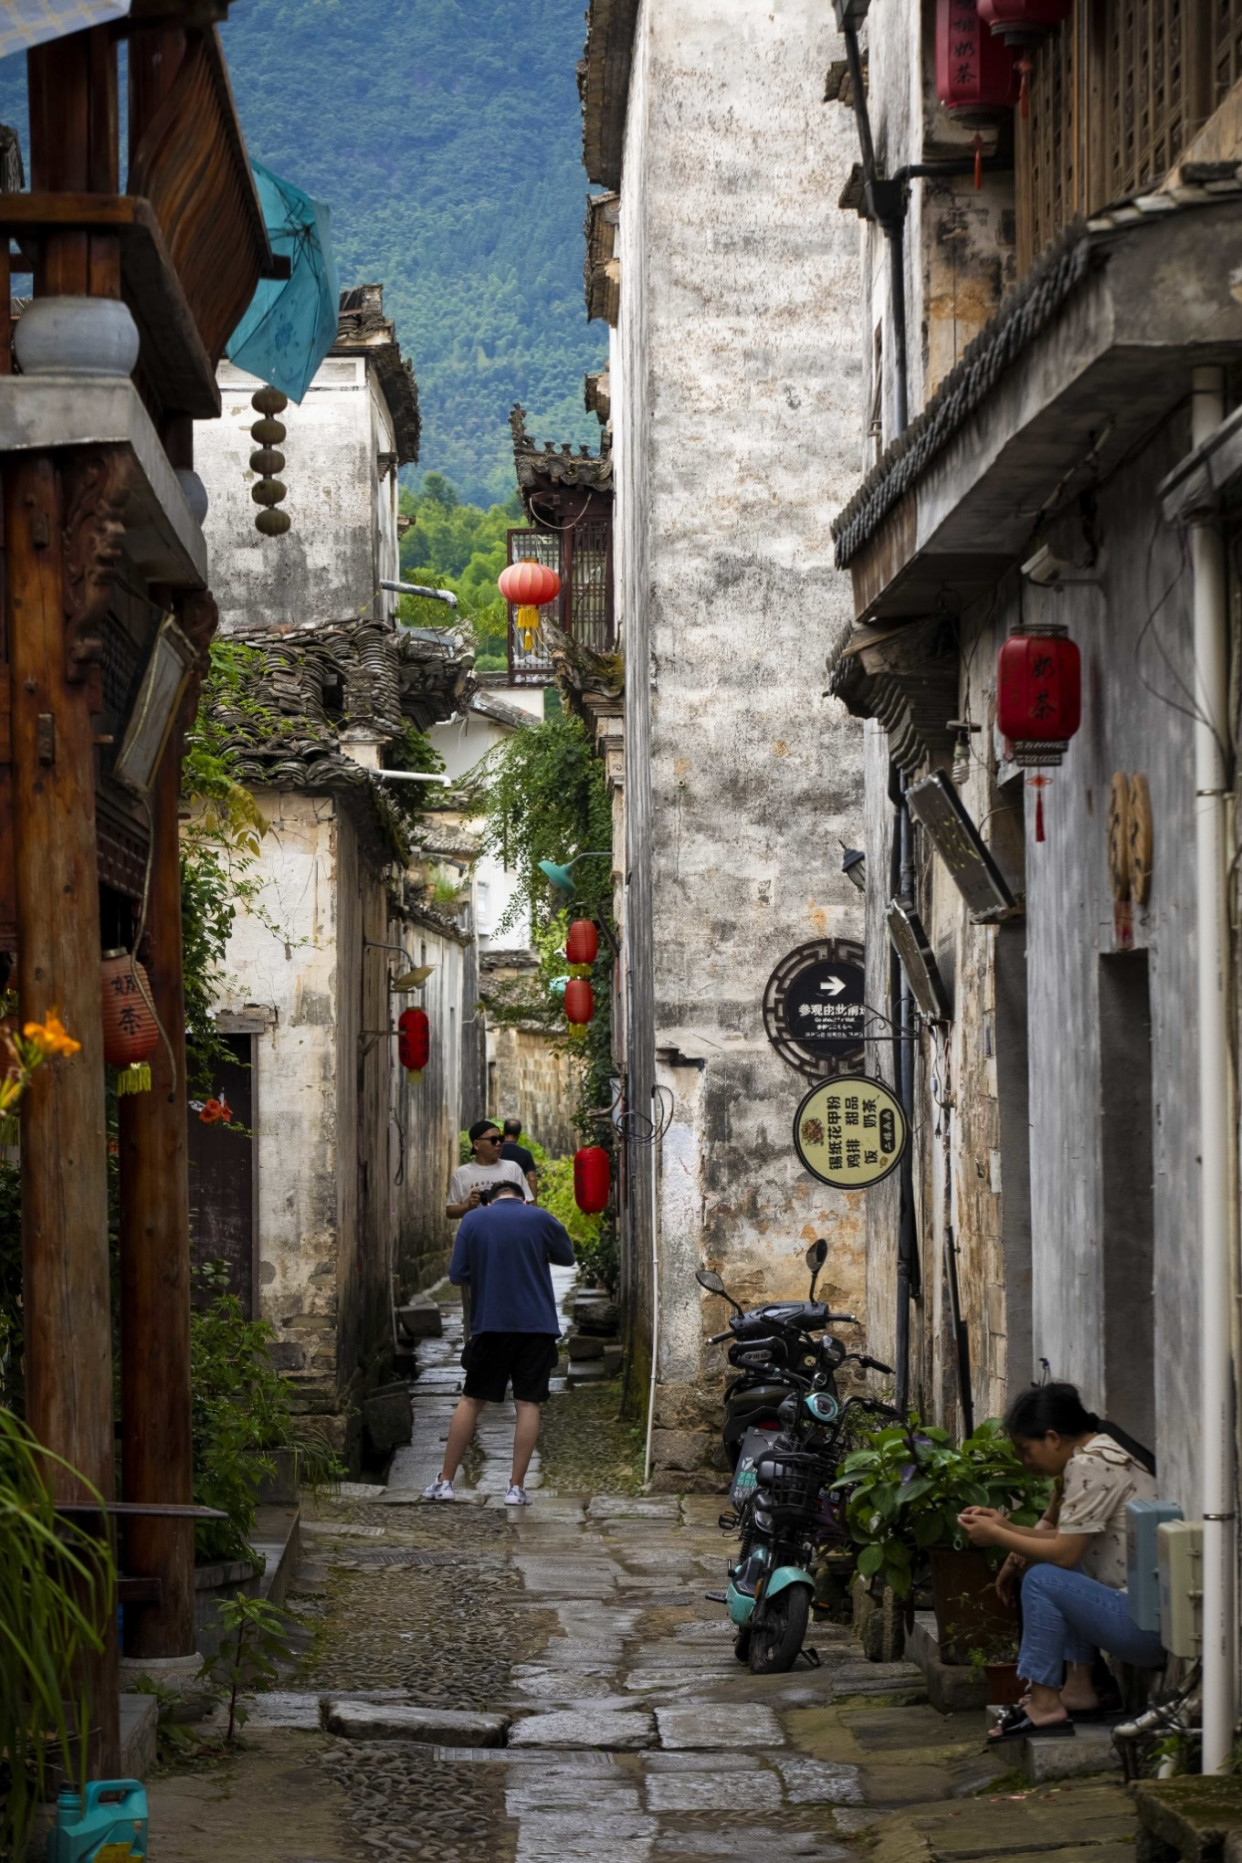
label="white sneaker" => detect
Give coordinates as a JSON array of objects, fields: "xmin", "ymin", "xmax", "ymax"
[
  {"xmin": 422, "ymin": 1476, "xmax": 454, "ymax": 1502},
  {"xmin": 505, "ymin": 1484, "xmax": 531, "ymax": 1506}
]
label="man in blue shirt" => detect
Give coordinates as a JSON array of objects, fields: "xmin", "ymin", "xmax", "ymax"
[{"xmin": 423, "ymin": 1181, "xmax": 575, "ymax": 1506}]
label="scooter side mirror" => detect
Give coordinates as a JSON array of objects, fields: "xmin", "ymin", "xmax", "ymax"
[
  {"xmin": 805, "ymin": 1238, "xmax": 829, "ymax": 1272},
  {"xmin": 695, "ymin": 1268, "xmax": 727, "ymax": 1296}
]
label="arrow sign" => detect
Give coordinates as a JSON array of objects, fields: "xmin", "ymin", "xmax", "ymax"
[{"xmin": 820, "ymin": 975, "xmax": 846, "ymax": 997}]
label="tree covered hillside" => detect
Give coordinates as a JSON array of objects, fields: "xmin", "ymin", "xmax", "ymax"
[{"xmin": 0, "ymin": 0, "xmax": 604, "ymax": 504}]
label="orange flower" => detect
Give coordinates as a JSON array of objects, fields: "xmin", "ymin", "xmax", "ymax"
[
  {"xmin": 199, "ymin": 1097, "xmax": 235, "ymax": 1126},
  {"xmin": 23, "ymin": 1009, "xmax": 81, "ymax": 1058}
]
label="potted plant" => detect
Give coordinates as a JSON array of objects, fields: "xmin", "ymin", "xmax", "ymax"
[
  {"xmin": 833, "ymin": 1417, "xmax": 1049, "ymax": 1663},
  {"xmin": 966, "ymin": 1631, "xmax": 1024, "ymax": 1705}
]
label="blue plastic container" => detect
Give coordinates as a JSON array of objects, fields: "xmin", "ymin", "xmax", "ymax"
[
  {"xmin": 1126, "ymin": 1498, "xmax": 1183, "ymax": 1632},
  {"xmin": 46, "ymin": 1781, "xmax": 148, "ymax": 1863}
]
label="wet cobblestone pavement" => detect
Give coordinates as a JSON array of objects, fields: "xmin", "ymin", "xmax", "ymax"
[{"xmin": 146, "ymin": 1278, "xmax": 1142, "ymax": 1862}]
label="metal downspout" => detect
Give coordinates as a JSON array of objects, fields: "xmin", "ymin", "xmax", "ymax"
[{"xmin": 1188, "ymin": 366, "xmax": 1237, "ymax": 1774}]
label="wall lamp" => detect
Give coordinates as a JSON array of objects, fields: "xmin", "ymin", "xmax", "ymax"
[
  {"xmin": 840, "ymin": 844, "xmax": 867, "ymax": 893},
  {"xmin": 537, "ymin": 852, "xmax": 612, "ymax": 896}
]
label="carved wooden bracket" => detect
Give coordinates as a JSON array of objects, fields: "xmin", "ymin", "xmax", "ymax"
[{"xmin": 62, "ymin": 448, "xmax": 131, "ymax": 709}]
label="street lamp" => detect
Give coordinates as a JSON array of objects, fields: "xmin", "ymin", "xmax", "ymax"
[{"xmin": 840, "ymin": 844, "xmax": 867, "ymax": 893}]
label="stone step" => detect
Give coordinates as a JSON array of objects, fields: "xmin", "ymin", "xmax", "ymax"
[{"xmin": 322, "ymin": 1698, "xmax": 509, "ymax": 1745}]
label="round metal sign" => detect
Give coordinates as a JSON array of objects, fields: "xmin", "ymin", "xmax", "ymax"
[
  {"xmin": 763, "ymin": 938, "xmax": 866, "ymax": 1080},
  {"xmin": 793, "ymin": 1074, "xmax": 908, "ymax": 1190}
]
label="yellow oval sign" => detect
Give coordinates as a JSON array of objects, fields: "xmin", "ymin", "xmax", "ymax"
[{"xmin": 793, "ymin": 1074, "xmax": 908, "ymax": 1189}]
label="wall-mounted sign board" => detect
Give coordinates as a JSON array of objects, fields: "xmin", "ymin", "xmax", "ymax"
[
  {"xmin": 885, "ymin": 899, "xmax": 952, "ymax": 1022},
  {"xmin": 906, "ymin": 771, "xmax": 1018, "ymax": 922},
  {"xmin": 763, "ymin": 938, "xmax": 866, "ymax": 1080},
  {"xmin": 793, "ymin": 1073, "xmax": 908, "ymax": 1189}
]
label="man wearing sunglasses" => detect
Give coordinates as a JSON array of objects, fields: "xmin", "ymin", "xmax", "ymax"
[{"xmin": 446, "ymin": 1119, "xmax": 532, "ymax": 1219}]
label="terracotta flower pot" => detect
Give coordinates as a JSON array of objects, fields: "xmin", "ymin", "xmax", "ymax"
[
  {"xmin": 985, "ymin": 1660, "xmax": 1024, "ymax": 1705},
  {"xmin": 929, "ymin": 1546, "xmax": 1018, "ymax": 1666}
]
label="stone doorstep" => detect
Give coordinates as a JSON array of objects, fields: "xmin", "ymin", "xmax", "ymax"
[
  {"xmin": 867, "ymin": 1781, "xmax": 1136, "ymax": 1863},
  {"xmin": 321, "ymin": 1699, "xmax": 509, "ymax": 1746},
  {"xmin": 1134, "ymin": 1777, "xmax": 1242, "ymax": 1860},
  {"xmin": 904, "ymin": 1611, "xmax": 989, "ymax": 1714}
]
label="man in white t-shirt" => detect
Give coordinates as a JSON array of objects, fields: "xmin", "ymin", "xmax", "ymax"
[{"xmin": 447, "ymin": 1119, "xmax": 533, "ymax": 1219}]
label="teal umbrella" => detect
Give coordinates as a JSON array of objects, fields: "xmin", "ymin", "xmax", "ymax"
[{"xmin": 225, "ymin": 159, "xmax": 340, "ymax": 404}]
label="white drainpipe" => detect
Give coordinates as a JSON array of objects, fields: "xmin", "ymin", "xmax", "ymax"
[{"xmin": 1190, "ymin": 365, "xmax": 1237, "ymax": 1774}]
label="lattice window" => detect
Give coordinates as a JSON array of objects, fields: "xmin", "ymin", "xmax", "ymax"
[
  {"xmin": 568, "ymin": 518, "xmax": 614, "ymax": 657},
  {"xmin": 506, "ymin": 528, "xmax": 559, "ymax": 686},
  {"xmin": 1213, "ymin": 0, "xmax": 1242, "ymax": 99}
]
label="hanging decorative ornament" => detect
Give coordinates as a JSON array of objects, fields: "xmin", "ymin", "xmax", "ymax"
[
  {"xmin": 565, "ymin": 918, "xmax": 599, "ymax": 977},
  {"xmin": 250, "ymin": 385, "xmax": 291, "ymax": 538},
  {"xmin": 564, "ymin": 978, "xmax": 595, "ymax": 1041},
  {"xmin": 498, "ymin": 558, "xmax": 561, "ymax": 652},
  {"xmin": 975, "ymin": 0, "xmax": 1070, "ymax": 117},
  {"xmin": 100, "ymin": 950, "xmax": 159, "ymax": 1094},
  {"xmin": 998, "ymin": 622, "xmax": 1080, "ymax": 846},
  {"xmin": 934, "ymin": 0, "xmax": 1018, "ymax": 185},
  {"xmin": 398, "ymin": 1007, "xmax": 430, "ymax": 1079},
  {"xmin": 573, "ymin": 1145, "xmax": 611, "ymax": 1215}
]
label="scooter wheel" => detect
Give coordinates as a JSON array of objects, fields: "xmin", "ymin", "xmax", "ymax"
[
  {"xmin": 749, "ymin": 1583, "xmax": 811, "ymax": 1675},
  {"xmin": 733, "ymin": 1627, "xmax": 751, "ymax": 1663}
]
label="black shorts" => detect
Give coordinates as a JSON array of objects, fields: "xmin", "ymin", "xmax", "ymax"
[{"xmin": 461, "ymin": 1332, "xmax": 559, "ymax": 1404}]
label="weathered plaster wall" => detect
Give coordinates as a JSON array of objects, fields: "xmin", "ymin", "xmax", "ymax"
[
  {"xmin": 198, "ymin": 357, "xmax": 397, "ymax": 634},
  {"xmin": 616, "ymin": 0, "xmax": 868, "ymax": 1480},
  {"xmin": 393, "ymin": 922, "xmax": 467, "ymax": 1294},
  {"xmin": 486, "ymin": 1025, "xmax": 577, "ymax": 1159}
]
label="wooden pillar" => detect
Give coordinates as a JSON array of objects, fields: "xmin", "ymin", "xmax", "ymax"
[
  {"xmin": 27, "ymin": 26, "xmax": 120, "ymax": 299},
  {"xmin": 8, "ymin": 450, "xmax": 121, "ymax": 1774},
  {"xmin": 117, "ymin": 589, "xmax": 216, "ymax": 1660}
]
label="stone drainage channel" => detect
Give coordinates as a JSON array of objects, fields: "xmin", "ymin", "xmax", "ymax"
[{"xmin": 147, "ymin": 1281, "xmax": 1140, "ymax": 1863}]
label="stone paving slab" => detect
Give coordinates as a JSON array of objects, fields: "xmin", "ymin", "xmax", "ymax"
[
  {"xmin": 868, "ymin": 1782, "xmax": 1135, "ymax": 1863},
  {"xmin": 655, "ymin": 1703, "xmax": 785, "ymax": 1748},
  {"xmin": 645, "ymin": 1769, "xmax": 782, "ymax": 1812},
  {"xmin": 322, "ymin": 1700, "xmax": 509, "ymax": 1745},
  {"xmin": 774, "ymin": 1756, "xmax": 866, "ymax": 1804},
  {"xmin": 508, "ymin": 1706, "xmax": 658, "ymax": 1749}
]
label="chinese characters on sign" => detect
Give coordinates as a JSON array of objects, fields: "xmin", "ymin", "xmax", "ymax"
[
  {"xmin": 792, "ymin": 1074, "xmax": 908, "ymax": 1190},
  {"xmin": 762, "ymin": 940, "xmax": 867, "ymax": 1081}
]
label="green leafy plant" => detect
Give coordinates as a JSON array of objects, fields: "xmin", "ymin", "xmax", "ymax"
[
  {"xmin": 0, "ymin": 1409, "xmax": 116, "ymax": 1857},
  {"xmin": 833, "ymin": 1417, "xmax": 1049, "ymax": 1599},
  {"xmin": 199, "ymin": 1592, "xmax": 296, "ymax": 1744}
]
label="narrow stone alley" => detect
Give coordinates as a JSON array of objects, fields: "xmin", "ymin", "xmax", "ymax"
[{"xmin": 146, "ymin": 1282, "xmax": 1141, "ymax": 1863}]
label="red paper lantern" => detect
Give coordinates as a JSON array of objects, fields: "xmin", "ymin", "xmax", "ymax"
[
  {"xmin": 101, "ymin": 951, "xmax": 159, "ymax": 1094},
  {"xmin": 997, "ymin": 626, "xmax": 1081, "ymax": 766},
  {"xmin": 977, "ymin": 0, "xmax": 1070, "ymax": 39},
  {"xmin": 574, "ymin": 1146, "xmax": 611, "ymax": 1215},
  {"xmin": 564, "ymin": 978, "xmax": 595, "ymax": 1039},
  {"xmin": 398, "ymin": 1007, "xmax": 430, "ymax": 1078},
  {"xmin": 565, "ymin": 919, "xmax": 599, "ymax": 974},
  {"xmin": 936, "ymin": 0, "xmax": 1018, "ymax": 113},
  {"xmin": 498, "ymin": 558, "xmax": 562, "ymax": 652}
]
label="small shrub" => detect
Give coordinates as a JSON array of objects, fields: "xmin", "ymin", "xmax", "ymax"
[{"xmin": 199, "ymin": 1592, "xmax": 296, "ymax": 1744}]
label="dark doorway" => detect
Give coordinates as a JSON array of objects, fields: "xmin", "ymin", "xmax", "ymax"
[
  {"xmin": 1098, "ymin": 952, "xmax": 1156, "ymax": 1450},
  {"xmin": 188, "ymin": 1033, "xmax": 256, "ymax": 1316}
]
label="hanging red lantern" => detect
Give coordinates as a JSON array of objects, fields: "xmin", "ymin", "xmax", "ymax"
[
  {"xmin": 998, "ymin": 625, "xmax": 1081, "ymax": 845},
  {"xmin": 498, "ymin": 558, "xmax": 562, "ymax": 652},
  {"xmin": 565, "ymin": 918, "xmax": 599, "ymax": 976},
  {"xmin": 574, "ymin": 1145, "xmax": 611, "ymax": 1214},
  {"xmin": 398, "ymin": 1007, "xmax": 430, "ymax": 1078},
  {"xmin": 976, "ymin": 0, "xmax": 1070, "ymax": 114},
  {"xmin": 100, "ymin": 950, "xmax": 159, "ymax": 1095},
  {"xmin": 935, "ymin": 0, "xmax": 1018, "ymax": 183},
  {"xmin": 564, "ymin": 978, "xmax": 595, "ymax": 1040}
]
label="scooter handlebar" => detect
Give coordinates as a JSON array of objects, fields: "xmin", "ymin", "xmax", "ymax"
[{"xmin": 708, "ymin": 1330, "xmax": 733, "ymax": 1344}]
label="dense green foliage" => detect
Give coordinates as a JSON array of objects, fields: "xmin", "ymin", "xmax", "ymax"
[
  {"xmin": 479, "ymin": 713, "xmax": 613, "ymax": 932},
  {"xmin": 833, "ymin": 1418, "xmax": 1050, "ymax": 1600},
  {"xmin": 0, "ymin": 1409, "xmax": 115, "ymax": 1857},
  {"xmin": 397, "ymin": 474, "xmax": 519, "ymax": 670}
]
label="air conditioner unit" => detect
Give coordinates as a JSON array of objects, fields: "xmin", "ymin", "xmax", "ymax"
[
  {"xmin": 1157, "ymin": 1520, "xmax": 1203, "ymax": 1658},
  {"xmin": 1126, "ymin": 1499, "xmax": 1182, "ymax": 1633}
]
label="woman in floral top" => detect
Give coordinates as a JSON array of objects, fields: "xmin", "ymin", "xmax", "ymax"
[{"xmin": 957, "ymin": 1382, "xmax": 1163, "ymax": 1742}]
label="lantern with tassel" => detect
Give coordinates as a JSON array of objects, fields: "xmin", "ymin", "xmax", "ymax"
[
  {"xmin": 935, "ymin": 0, "xmax": 1018, "ymax": 186},
  {"xmin": 574, "ymin": 1145, "xmax": 611, "ymax": 1215},
  {"xmin": 101, "ymin": 950, "xmax": 159, "ymax": 1094},
  {"xmin": 398, "ymin": 1007, "xmax": 430, "ymax": 1079},
  {"xmin": 498, "ymin": 558, "xmax": 561, "ymax": 653},
  {"xmin": 976, "ymin": 0, "xmax": 1070, "ymax": 116},
  {"xmin": 565, "ymin": 918, "xmax": 599, "ymax": 977},
  {"xmin": 564, "ymin": 978, "xmax": 594, "ymax": 1040},
  {"xmin": 997, "ymin": 623, "xmax": 1081, "ymax": 842}
]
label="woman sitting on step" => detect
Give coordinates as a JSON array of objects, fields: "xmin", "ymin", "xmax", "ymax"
[{"xmin": 957, "ymin": 1381, "xmax": 1163, "ymax": 1743}]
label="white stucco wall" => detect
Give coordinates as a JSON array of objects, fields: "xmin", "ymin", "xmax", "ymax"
[
  {"xmin": 197, "ymin": 356, "xmax": 399, "ymax": 634},
  {"xmin": 615, "ymin": 0, "xmax": 869, "ymax": 1468}
]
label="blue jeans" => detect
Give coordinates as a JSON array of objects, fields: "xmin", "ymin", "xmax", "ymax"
[{"xmin": 1018, "ymin": 1564, "xmax": 1165, "ymax": 1687}]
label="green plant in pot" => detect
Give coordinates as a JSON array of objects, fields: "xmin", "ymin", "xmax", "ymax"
[
  {"xmin": 833, "ymin": 1417, "xmax": 1050, "ymax": 1663},
  {"xmin": 966, "ymin": 1629, "xmax": 1024, "ymax": 1704}
]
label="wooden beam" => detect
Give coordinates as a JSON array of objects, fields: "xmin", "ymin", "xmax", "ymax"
[
  {"xmin": 8, "ymin": 450, "xmax": 120, "ymax": 1775},
  {"xmin": 27, "ymin": 28, "xmax": 120, "ymax": 300}
]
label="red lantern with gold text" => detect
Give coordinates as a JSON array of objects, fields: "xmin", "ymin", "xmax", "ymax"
[
  {"xmin": 565, "ymin": 918, "xmax": 599, "ymax": 977},
  {"xmin": 498, "ymin": 558, "xmax": 562, "ymax": 653},
  {"xmin": 574, "ymin": 1146, "xmax": 611, "ymax": 1215},
  {"xmin": 101, "ymin": 949, "xmax": 159, "ymax": 1095},
  {"xmin": 997, "ymin": 624, "xmax": 1081, "ymax": 844},
  {"xmin": 935, "ymin": 0, "xmax": 1018, "ymax": 185},
  {"xmin": 564, "ymin": 978, "xmax": 595, "ymax": 1041},
  {"xmin": 398, "ymin": 1007, "xmax": 430, "ymax": 1079}
]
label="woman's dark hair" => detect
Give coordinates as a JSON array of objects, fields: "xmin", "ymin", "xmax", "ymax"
[{"xmin": 1005, "ymin": 1380, "xmax": 1156, "ymax": 1476}]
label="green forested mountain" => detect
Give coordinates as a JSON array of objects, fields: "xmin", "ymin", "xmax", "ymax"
[{"xmin": 0, "ymin": 0, "xmax": 604, "ymax": 504}]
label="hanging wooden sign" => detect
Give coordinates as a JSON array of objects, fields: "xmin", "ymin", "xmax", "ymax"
[{"xmin": 793, "ymin": 1074, "xmax": 908, "ymax": 1190}]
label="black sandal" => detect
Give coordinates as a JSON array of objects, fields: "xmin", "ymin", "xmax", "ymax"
[{"xmin": 987, "ymin": 1711, "xmax": 1076, "ymax": 1743}]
